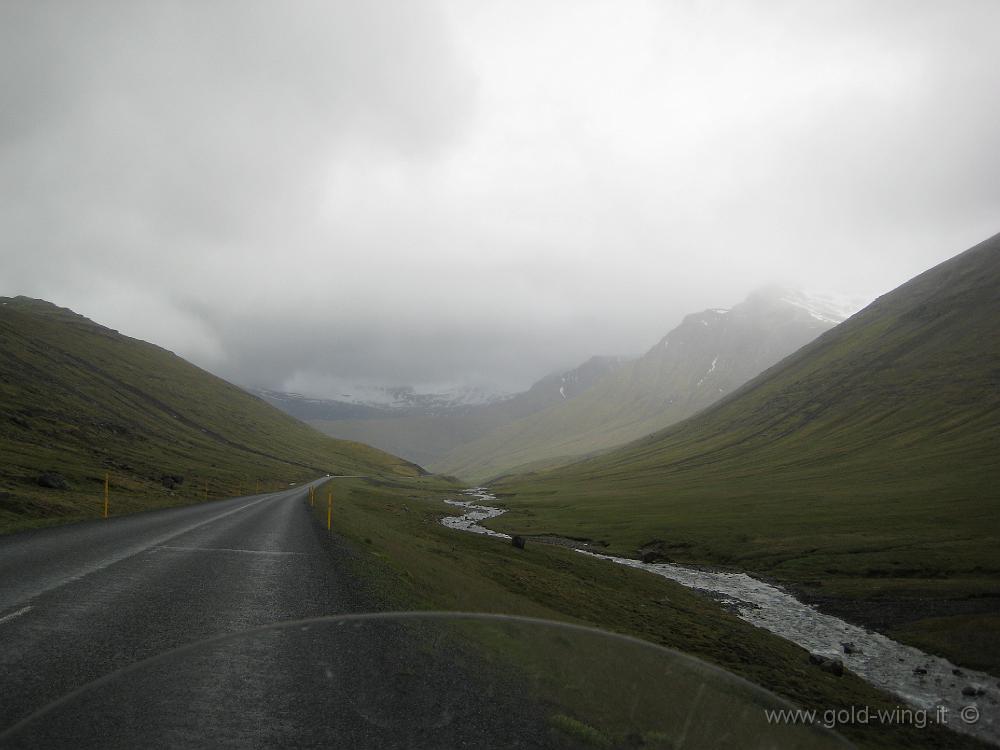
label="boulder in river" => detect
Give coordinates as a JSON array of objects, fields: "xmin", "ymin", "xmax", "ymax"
[
  {"xmin": 962, "ymin": 685, "xmax": 985, "ymax": 697},
  {"xmin": 841, "ymin": 642, "xmax": 860, "ymax": 655}
]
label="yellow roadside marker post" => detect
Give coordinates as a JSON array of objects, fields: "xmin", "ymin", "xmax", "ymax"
[
  {"xmin": 204, "ymin": 479, "xmax": 209, "ymax": 501},
  {"xmin": 327, "ymin": 489, "xmax": 332, "ymax": 533},
  {"xmin": 256, "ymin": 478, "xmax": 260, "ymax": 494},
  {"xmin": 103, "ymin": 472, "xmax": 110, "ymax": 519}
]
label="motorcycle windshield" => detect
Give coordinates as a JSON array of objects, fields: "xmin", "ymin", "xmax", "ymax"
[{"xmin": 2, "ymin": 612, "xmax": 851, "ymax": 749}]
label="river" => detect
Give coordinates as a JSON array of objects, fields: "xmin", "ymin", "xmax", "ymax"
[{"xmin": 442, "ymin": 488, "xmax": 999, "ymax": 745}]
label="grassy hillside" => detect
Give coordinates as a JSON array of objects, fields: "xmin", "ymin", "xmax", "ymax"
[
  {"xmin": 434, "ymin": 289, "xmax": 836, "ymax": 481},
  {"xmin": 0, "ymin": 297, "xmax": 420, "ymax": 532},
  {"xmin": 494, "ymin": 234, "xmax": 1000, "ymax": 670}
]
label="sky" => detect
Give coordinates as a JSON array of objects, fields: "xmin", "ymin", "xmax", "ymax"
[{"xmin": 2, "ymin": 0, "xmax": 998, "ymax": 397}]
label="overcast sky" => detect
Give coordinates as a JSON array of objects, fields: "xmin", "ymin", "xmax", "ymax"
[{"xmin": 2, "ymin": 1, "xmax": 998, "ymax": 396}]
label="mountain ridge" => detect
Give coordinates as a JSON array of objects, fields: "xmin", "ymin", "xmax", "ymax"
[
  {"xmin": 491, "ymin": 233, "xmax": 1000, "ymax": 671},
  {"xmin": 432, "ymin": 286, "xmax": 845, "ymax": 480},
  {"xmin": 0, "ymin": 296, "xmax": 421, "ymax": 531}
]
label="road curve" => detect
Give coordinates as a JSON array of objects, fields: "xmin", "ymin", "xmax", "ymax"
[
  {"xmin": 0, "ymin": 481, "xmax": 558, "ymax": 749},
  {"xmin": 0, "ymin": 481, "xmax": 372, "ymax": 729}
]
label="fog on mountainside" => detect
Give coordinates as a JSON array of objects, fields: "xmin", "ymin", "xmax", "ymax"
[
  {"xmin": 4, "ymin": 2, "xmax": 998, "ymax": 397},
  {"xmin": 257, "ymin": 286, "xmax": 852, "ymax": 478},
  {"xmin": 254, "ymin": 354, "xmax": 630, "ymax": 469}
]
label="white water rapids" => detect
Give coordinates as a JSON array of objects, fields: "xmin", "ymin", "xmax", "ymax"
[{"xmin": 442, "ymin": 488, "xmax": 999, "ymax": 745}]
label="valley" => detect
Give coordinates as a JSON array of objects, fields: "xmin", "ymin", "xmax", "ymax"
[
  {"xmin": 262, "ymin": 286, "xmax": 850, "ymax": 481},
  {"xmin": 1, "ymin": 237, "xmax": 997, "ymax": 749}
]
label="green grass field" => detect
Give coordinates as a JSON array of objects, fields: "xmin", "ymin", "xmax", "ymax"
[{"xmin": 306, "ymin": 474, "xmax": 988, "ymax": 749}]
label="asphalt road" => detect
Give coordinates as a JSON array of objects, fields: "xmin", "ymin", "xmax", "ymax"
[{"xmin": 0, "ymin": 481, "xmax": 557, "ymax": 748}]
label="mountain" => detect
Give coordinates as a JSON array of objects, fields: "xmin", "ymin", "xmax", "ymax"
[
  {"xmin": 261, "ymin": 355, "xmax": 630, "ymax": 468},
  {"xmin": 431, "ymin": 287, "xmax": 844, "ymax": 481},
  {"xmin": 494, "ymin": 233, "xmax": 1000, "ymax": 671},
  {"xmin": 248, "ymin": 383, "xmax": 514, "ymax": 424},
  {"xmin": 0, "ymin": 297, "xmax": 421, "ymax": 532},
  {"xmin": 248, "ymin": 388, "xmax": 392, "ymax": 422}
]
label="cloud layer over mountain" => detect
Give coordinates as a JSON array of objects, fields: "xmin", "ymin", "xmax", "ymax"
[{"xmin": 2, "ymin": 0, "xmax": 998, "ymax": 394}]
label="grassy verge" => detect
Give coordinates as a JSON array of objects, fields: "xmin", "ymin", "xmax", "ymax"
[
  {"xmin": 308, "ymin": 475, "xmax": 989, "ymax": 749},
  {"xmin": 488, "ymin": 459, "xmax": 1000, "ymax": 675},
  {"xmin": 0, "ymin": 468, "xmax": 310, "ymax": 535}
]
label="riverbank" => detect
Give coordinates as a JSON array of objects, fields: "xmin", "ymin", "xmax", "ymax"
[
  {"xmin": 309, "ymin": 475, "xmax": 990, "ymax": 749},
  {"xmin": 441, "ymin": 489, "xmax": 999, "ymax": 747}
]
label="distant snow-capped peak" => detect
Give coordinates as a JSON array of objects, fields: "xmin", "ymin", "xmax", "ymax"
[
  {"xmin": 267, "ymin": 381, "xmax": 511, "ymax": 411},
  {"xmin": 776, "ymin": 288, "xmax": 868, "ymax": 325}
]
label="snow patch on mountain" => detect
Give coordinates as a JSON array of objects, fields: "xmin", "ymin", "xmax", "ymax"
[
  {"xmin": 259, "ymin": 378, "xmax": 512, "ymax": 412},
  {"xmin": 335, "ymin": 384, "xmax": 511, "ymax": 409},
  {"xmin": 778, "ymin": 289, "xmax": 868, "ymax": 325},
  {"xmin": 697, "ymin": 355, "xmax": 719, "ymax": 386}
]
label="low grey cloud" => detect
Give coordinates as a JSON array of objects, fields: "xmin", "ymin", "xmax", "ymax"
[{"xmin": 2, "ymin": 0, "xmax": 998, "ymax": 396}]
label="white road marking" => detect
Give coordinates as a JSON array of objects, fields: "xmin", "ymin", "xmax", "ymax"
[
  {"xmin": 4, "ymin": 484, "xmax": 321, "ymax": 610},
  {"xmin": 0, "ymin": 606, "xmax": 32, "ymax": 625},
  {"xmin": 154, "ymin": 545, "xmax": 309, "ymax": 556}
]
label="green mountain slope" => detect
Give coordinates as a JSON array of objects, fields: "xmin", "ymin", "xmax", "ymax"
[
  {"xmin": 434, "ymin": 288, "xmax": 838, "ymax": 481},
  {"xmin": 495, "ymin": 234, "xmax": 1000, "ymax": 670},
  {"xmin": 0, "ymin": 297, "xmax": 420, "ymax": 531}
]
